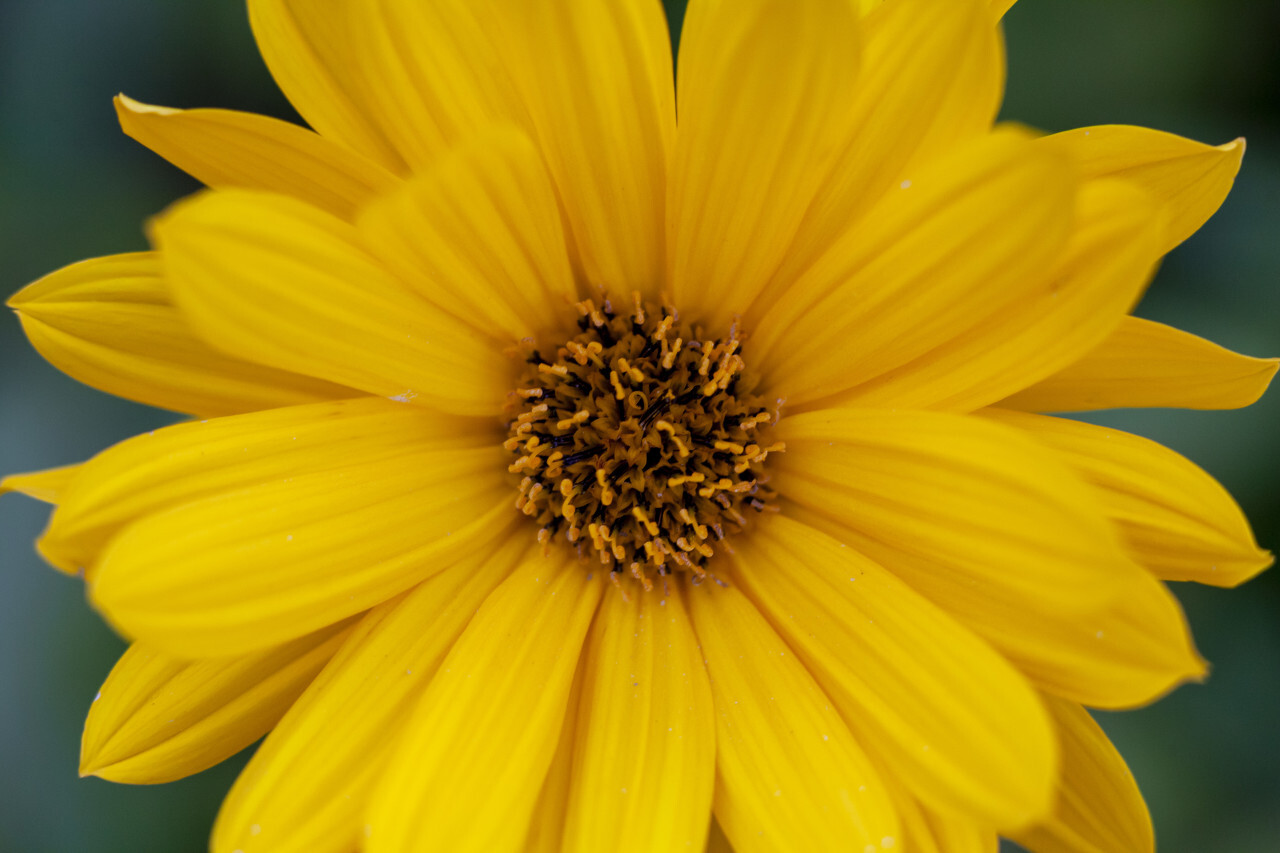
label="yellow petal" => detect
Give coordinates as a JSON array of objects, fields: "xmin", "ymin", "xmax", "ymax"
[
  {"xmin": 8, "ymin": 252, "xmax": 350, "ymax": 418},
  {"xmin": 889, "ymin": 780, "xmax": 997, "ymax": 853},
  {"xmin": 81, "ymin": 621, "xmax": 350, "ymax": 785},
  {"xmin": 345, "ymin": 0, "xmax": 525, "ymax": 170},
  {"xmin": 42, "ymin": 397, "xmax": 481, "ymax": 575},
  {"xmin": 0, "ymin": 463, "xmax": 81, "ymax": 505},
  {"xmin": 212, "ymin": 538, "xmax": 527, "ymax": 853},
  {"xmin": 668, "ymin": 0, "xmax": 861, "ymax": 329},
  {"xmin": 358, "ymin": 127, "xmax": 577, "ymax": 343},
  {"xmin": 366, "ymin": 555, "xmax": 602, "ymax": 853},
  {"xmin": 984, "ymin": 409, "xmax": 1272, "ymax": 587},
  {"xmin": 734, "ymin": 515, "xmax": 1056, "ymax": 829},
  {"xmin": 999, "ymin": 315, "xmax": 1278, "ymax": 413},
  {"xmin": 857, "ymin": 0, "xmax": 1015, "ymax": 18},
  {"xmin": 154, "ymin": 189, "xmax": 512, "ymax": 417},
  {"xmin": 1010, "ymin": 696, "xmax": 1154, "ymax": 853},
  {"xmin": 115, "ymin": 95, "xmax": 398, "ymax": 221},
  {"xmin": 754, "ymin": 130, "xmax": 1074, "ymax": 408},
  {"xmin": 767, "ymin": 0, "xmax": 1004, "ymax": 296},
  {"xmin": 523, "ymin": 660, "xmax": 583, "ymax": 853},
  {"xmin": 687, "ymin": 582, "xmax": 899, "ymax": 853},
  {"xmin": 775, "ymin": 408, "xmax": 1139, "ymax": 614},
  {"xmin": 1038, "ymin": 125, "xmax": 1245, "ymax": 256},
  {"xmin": 831, "ymin": 178, "xmax": 1161, "ymax": 412},
  {"xmin": 247, "ymin": 0, "xmax": 405, "ymax": 171},
  {"xmin": 494, "ymin": 0, "xmax": 674, "ymax": 294},
  {"xmin": 87, "ymin": 412, "xmax": 516, "ymax": 657},
  {"xmin": 564, "ymin": 584, "xmax": 715, "ymax": 853},
  {"xmin": 796, "ymin": 507, "xmax": 1207, "ymax": 709}
]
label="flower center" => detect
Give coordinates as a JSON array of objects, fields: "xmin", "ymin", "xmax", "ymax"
[{"xmin": 505, "ymin": 294, "xmax": 783, "ymax": 590}]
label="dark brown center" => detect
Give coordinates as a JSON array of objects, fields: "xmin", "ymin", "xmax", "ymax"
[{"xmin": 505, "ymin": 294, "xmax": 783, "ymax": 590}]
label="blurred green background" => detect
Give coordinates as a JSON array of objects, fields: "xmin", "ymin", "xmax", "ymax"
[{"xmin": 1, "ymin": 1, "xmax": 1277, "ymax": 850}]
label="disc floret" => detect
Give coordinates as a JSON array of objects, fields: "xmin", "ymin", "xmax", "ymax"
[{"xmin": 505, "ymin": 295, "xmax": 783, "ymax": 589}]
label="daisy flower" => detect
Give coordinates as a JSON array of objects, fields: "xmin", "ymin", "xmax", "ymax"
[{"xmin": 3, "ymin": 0, "xmax": 1274, "ymax": 851}]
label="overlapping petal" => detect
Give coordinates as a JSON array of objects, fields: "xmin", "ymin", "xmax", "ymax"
[
  {"xmin": 775, "ymin": 408, "xmax": 1139, "ymax": 612},
  {"xmin": 358, "ymin": 127, "xmax": 578, "ymax": 343},
  {"xmin": 984, "ymin": 409, "xmax": 1271, "ymax": 586},
  {"xmin": 563, "ymin": 584, "xmax": 714, "ymax": 853},
  {"xmin": 1038, "ymin": 125, "xmax": 1245, "ymax": 256},
  {"xmin": 829, "ymin": 178, "xmax": 1161, "ymax": 412},
  {"xmin": 733, "ymin": 515, "xmax": 1056, "ymax": 828},
  {"xmin": 8, "ymin": 252, "xmax": 350, "ymax": 418},
  {"xmin": 764, "ymin": 0, "xmax": 1005, "ymax": 297},
  {"xmin": 1000, "ymin": 316, "xmax": 1278, "ymax": 412},
  {"xmin": 1011, "ymin": 696, "xmax": 1155, "ymax": 853},
  {"xmin": 523, "ymin": 667, "xmax": 582, "ymax": 853},
  {"xmin": 115, "ymin": 95, "xmax": 398, "ymax": 220},
  {"xmin": 83, "ymin": 400, "xmax": 516, "ymax": 657},
  {"xmin": 753, "ymin": 130, "xmax": 1074, "ymax": 407},
  {"xmin": 366, "ymin": 555, "xmax": 602, "ymax": 853},
  {"xmin": 687, "ymin": 583, "xmax": 899, "ymax": 853},
  {"xmin": 494, "ymin": 0, "xmax": 674, "ymax": 295},
  {"xmin": 153, "ymin": 188, "xmax": 512, "ymax": 416},
  {"xmin": 703, "ymin": 819, "xmax": 733, "ymax": 853},
  {"xmin": 247, "ymin": 0, "xmax": 406, "ymax": 170},
  {"xmin": 41, "ymin": 397, "xmax": 478, "ymax": 573},
  {"xmin": 799, "ymin": 506, "xmax": 1206, "ymax": 708},
  {"xmin": 890, "ymin": 783, "xmax": 997, "ymax": 853},
  {"xmin": 212, "ymin": 538, "xmax": 527, "ymax": 853},
  {"xmin": 345, "ymin": 0, "xmax": 525, "ymax": 170},
  {"xmin": 777, "ymin": 410, "xmax": 1205, "ymax": 707},
  {"xmin": 81, "ymin": 621, "xmax": 351, "ymax": 785},
  {"xmin": 668, "ymin": 0, "xmax": 862, "ymax": 328}
]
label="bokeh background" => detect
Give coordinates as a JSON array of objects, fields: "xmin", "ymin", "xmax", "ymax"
[{"xmin": 2, "ymin": 1, "xmax": 1277, "ymax": 850}]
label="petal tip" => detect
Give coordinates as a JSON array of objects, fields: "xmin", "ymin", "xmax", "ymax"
[
  {"xmin": 1219, "ymin": 136, "xmax": 1246, "ymax": 158},
  {"xmin": 1220, "ymin": 547, "xmax": 1275, "ymax": 588},
  {"xmin": 7, "ymin": 283, "xmax": 33, "ymax": 310},
  {"xmin": 115, "ymin": 92, "xmax": 178, "ymax": 117},
  {"xmin": 36, "ymin": 531, "xmax": 84, "ymax": 576}
]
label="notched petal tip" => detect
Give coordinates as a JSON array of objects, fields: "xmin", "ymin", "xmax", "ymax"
[
  {"xmin": 6, "ymin": 273, "xmax": 49, "ymax": 310},
  {"xmin": 78, "ymin": 742, "xmax": 118, "ymax": 782},
  {"xmin": 1250, "ymin": 356, "xmax": 1280, "ymax": 399}
]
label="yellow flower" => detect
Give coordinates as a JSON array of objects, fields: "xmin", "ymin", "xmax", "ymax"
[{"xmin": 2, "ymin": 0, "xmax": 1274, "ymax": 851}]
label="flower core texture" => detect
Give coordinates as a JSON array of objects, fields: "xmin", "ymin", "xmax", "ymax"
[{"xmin": 506, "ymin": 295, "xmax": 783, "ymax": 589}]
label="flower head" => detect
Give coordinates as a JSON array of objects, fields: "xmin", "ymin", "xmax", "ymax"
[{"xmin": 4, "ymin": 0, "xmax": 1275, "ymax": 851}]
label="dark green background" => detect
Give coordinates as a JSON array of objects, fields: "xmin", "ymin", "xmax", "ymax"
[{"xmin": 2, "ymin": 1, "xmax": 1277, "ymax": 850}]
